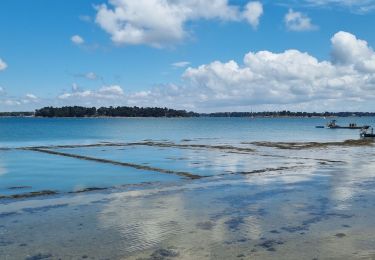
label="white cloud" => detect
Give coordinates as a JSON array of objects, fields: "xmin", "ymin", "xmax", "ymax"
[
  {"xmin": 172, "ymin": 61, "xmax": 191, "ymax": 68},
  {"xmin": 305, "ymin": 0, "xmax": 374, "ymax": 8},
  {"xmin": 26, "ymin": 94, "xmax": 38, "ymax": 99},
  {"xmin": 331, "ymin": 31, "xmax": 374, "ymax": 65},
  {"xmin": 73, "ymin": 72, "xmax": 99, "ymax": 81},
  {"xmin": 2, "ymin": 100, "xmax": 21, "ymax": 106},
  {"xmin": 0, "ymin": 58, "xmax": 7, "ymax": 71},
  {"xmin": 98, "ymin": 85, "xmax": 124, "ymax": 95},
  {"xmin": 285, "ymin": 9, "xmax": 317, "ymax": 31},
  {"xmin": 59, "ymin": 85, "xmax": 125, "ymax": 103},
  {"xmin": 71, "ymin": 35, "xmax": 85, "ymax": 45},
  {"xmin": 95, "ymin": 0, "xmax": 263, "ymax": 47},
  {"xmin": 125, "ymin": 31, "xmax": 375, "ymax": 111},
  {"xmin": 5, "ymin": 31, "xmax": 375, "ymax": 112},
  {"xmin": 289, "ymin": 0, "xmax": 375, "ymax": 13},
  {"xmin": 0, "ymin": 87, "xmax": 5, "ymax": 95},
  {"xmin": 243, "ymin": 1, "xmax": 263, "ymax": 29}
]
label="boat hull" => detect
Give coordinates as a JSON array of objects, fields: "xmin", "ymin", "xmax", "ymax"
[
  {"xmin": 329, "ymin": 126, "xmax": 370, "ymax": 129},
  {"xmin": 361, "ymin": 134, "xmax": 375, "ymax": 138}
]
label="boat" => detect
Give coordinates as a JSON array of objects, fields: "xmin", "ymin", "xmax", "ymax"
[
  {"xmin": 327, "ymin": 120, "xmax": 370, "ymax": 129},
  {"xmin": 361, "ymin": 128, "xmax": 375, "ymax": 138}
]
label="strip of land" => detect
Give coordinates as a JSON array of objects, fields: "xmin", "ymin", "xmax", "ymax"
[{"xmin": 25, "ymin": 148, "xmax": 203, "ymax": 180}]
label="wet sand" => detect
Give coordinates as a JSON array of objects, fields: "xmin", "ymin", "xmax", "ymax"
[{"xmin": 1, "ymin": 139, "xmax": 375, "ymax": 259}]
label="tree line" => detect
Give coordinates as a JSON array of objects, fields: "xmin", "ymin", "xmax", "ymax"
[
  {"xmin": 201, "ymin": 111, "xmax": 375, "ymax": 117},
  {"xmin": 0, "ymin": 112, "xmax": 34, "ymax": 117},
  {"xmin": 2, "ymin": 107, "xmax": 375, "ymax": 118},
  {"xmin": 34, "ymin": 106, "xmax": 199, "ymax": 117}
]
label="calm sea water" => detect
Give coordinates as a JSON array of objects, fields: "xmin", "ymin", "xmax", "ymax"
[
  {"xmin": 1, "ymin": 117, "xmax": 375, "ymax": 259},
  {"xmin": 0, "ymin": 117, "xmax": 373, "ymax": 147}
]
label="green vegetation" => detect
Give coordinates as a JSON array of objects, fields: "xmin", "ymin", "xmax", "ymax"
[
  {"xmin": 201, "ymin": 111, "xmax": 375, "ymax": 117},
  {"xmin": 0, "ymin": 111, "xmax": 34, "ymax": 117},
  {"xmin": 34, "ymin": 106, "xmax": 199, "ymax": 117},
  {"xmin": 2, "ymin": 107, "xmax": 375, "ymax": 118}
]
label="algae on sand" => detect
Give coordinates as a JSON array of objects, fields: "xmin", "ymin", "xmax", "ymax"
[{"xmin": 248, "ymin": 139, "xmax": 374, "ymax": 150}]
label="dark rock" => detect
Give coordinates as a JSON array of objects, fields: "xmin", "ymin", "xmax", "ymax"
[
  {"xmin": 196, "ymin": 221, "xmax": 215, "ymax": 230},
  {"xmin": 335, "ymin": 233, "xmax": 346, "ymax": 238},
  {"xmin": 149, "ymin": 248, "xmax": 179, "ymax": 260}
]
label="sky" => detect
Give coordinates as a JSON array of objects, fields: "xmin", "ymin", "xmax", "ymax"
[{"xmin": 1, "ymin": 0, "xmax": 375, "ymax": 112}]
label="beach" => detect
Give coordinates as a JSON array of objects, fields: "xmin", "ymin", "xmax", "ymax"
[{"xmin": 1, "ymin": 117, "xmax": 375, "ymax": 259}]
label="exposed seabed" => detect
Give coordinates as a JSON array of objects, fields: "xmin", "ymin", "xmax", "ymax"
[{"xmin": 1, "ymin": 139, "xmax": 375, "ymax": 259}]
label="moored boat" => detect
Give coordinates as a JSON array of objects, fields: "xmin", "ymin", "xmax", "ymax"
[
  {"xmin": 361, "ymin": 128, "xmax": 375, "ymax": 138},
  {"xmin": 327, "ymin": 120, "xmax": 370, "ymax": 129}
]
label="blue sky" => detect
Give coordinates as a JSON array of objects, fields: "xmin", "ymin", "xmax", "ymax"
[{"xmin": 1, "ymin": 0, "xmax": 375, "ymax": 112}]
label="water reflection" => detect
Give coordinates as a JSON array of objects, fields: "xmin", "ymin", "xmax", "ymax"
[
  {"xmin": 0, "ymin": 164, "xmax": 7, "ymax": 176},
  {"xmin": 2, "ymin": 139, "xmax": 375, "ymax": 259},
  {"xmin": 0, "ymin": 152, "xmax": 7, "ymax": 177}
]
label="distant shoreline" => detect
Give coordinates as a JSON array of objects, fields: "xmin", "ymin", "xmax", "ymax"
[
  {"xmin": 1, "ymin": 106, "xmax": 375, "ymax": 118},
  {"xmin": 1, "ymin": 115, "xmax": 375, "ymax": 119}
]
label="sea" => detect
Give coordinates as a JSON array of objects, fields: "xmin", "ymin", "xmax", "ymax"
[{"xmin": 1, "ymin": 117, "xmax": 375, "ymax": 259}]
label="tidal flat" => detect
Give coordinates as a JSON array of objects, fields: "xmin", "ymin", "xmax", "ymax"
[{"xmin": 1, "ymin": 117, "xmax": 375, "ymax": 259}]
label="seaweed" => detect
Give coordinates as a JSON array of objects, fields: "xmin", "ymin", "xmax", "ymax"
[
  {"xmin": 0, "ymin": 190, "xmax": 57, "ymax": 200},
  {"xmin": 71, "ymin": 187, "xmax": 108, "ymax": 193},
  {"xmin": 128, "ymin": 141, "xmax": 256, "ymax": 153},
  {"xmin": 237, "ymin": 165, "xmax": 301, "ymax": 175},
  {"xmin": 148, "ymin": 248, "xmax": 180, "ymax": 260},
  {"xmin": 249, "ymin": 139, "xmax": 374, "ymax": 150},
  {"xmin": 8, "ymin": 186, "xmax": 32, "ymax": 190},
  {"xmin": 24, "ymin": 148, "xmax": 203, "ymax": 180},
  {"xmin": 256, "ymin": 239, "xmax": 284, "ymax": 252},
  {"xmin": 196, "ymin": 221, "xmax": 215, "ymax": 230}
]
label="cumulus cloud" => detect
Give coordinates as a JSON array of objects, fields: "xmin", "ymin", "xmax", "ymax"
[
  {"xmin": 285, "ymin": 9, "xmax": 317, "ymax": 31},
  {"xmin": 243, "ymin": 1, "xmax": 263, "ymax": 29},
  {"xmin": 0, "ymin": 58, "xmax": 7, "ymax": 71},
  {"xmin": 71, "ymin": 35, "xmax": 85, "ymax": 45},
  {"xmin": 5, "ymin": 31, "xmax": 375, "ymax": 112},
  {"xmin": 126, "ymin": 31, "xmax": 375, "ymax": 111},
  {"xmin": 59, "ymin": 85, "xmax": 125, "ymax": 105},
  {"xmin": 95, "ymin": 0, "xmax": 263, "ymax": 47},
  {"xmin": 331, "ymin": 31, "xmax": 375, "ymax": 72}
]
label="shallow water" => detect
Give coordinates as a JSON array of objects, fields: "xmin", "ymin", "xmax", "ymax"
[
  {"xmin": 1, "ymin": 117, "xmax": 373, "ymax": 147},
  {"xmin": 1, "ymin": 117, "xmax": 375, "ymax": 259},
  {"xmin": 0, "ymin": 149, "xmax": 181, "ymax": 196}
]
